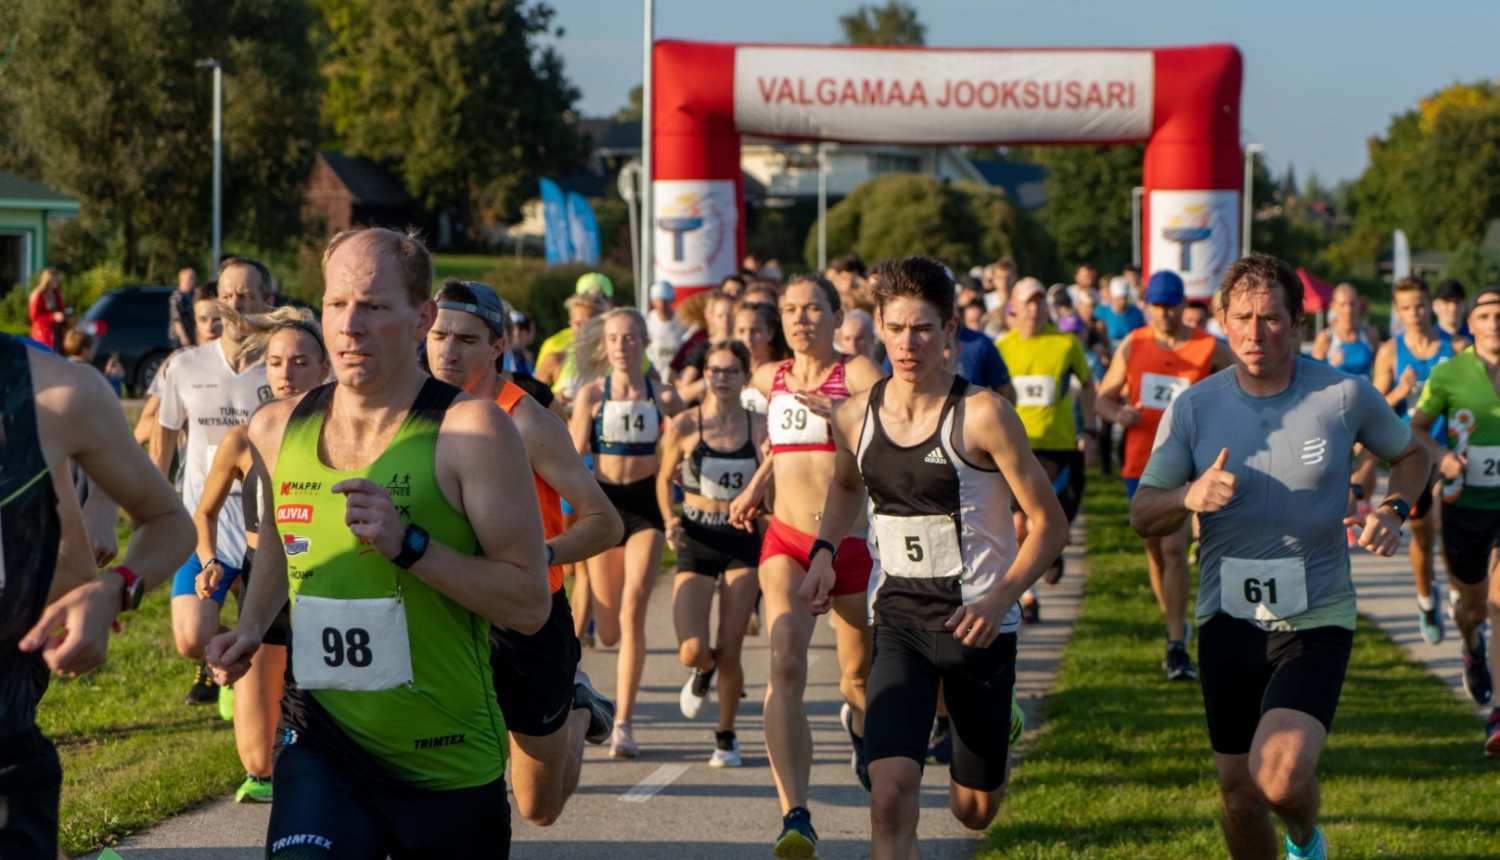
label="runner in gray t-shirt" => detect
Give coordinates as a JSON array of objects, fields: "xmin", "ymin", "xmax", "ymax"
[{"xmin": 1131, "ymin": 254, "xmax": 1429, "ymax": 860}]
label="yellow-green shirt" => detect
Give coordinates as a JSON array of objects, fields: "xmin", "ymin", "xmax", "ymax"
[
  {"xmin": 536, "ymin": 328, "xmax": 573, "ymax": 366},
  {"xmin": 996, "ymin": 325, "xmax": 1092, "ymax": 451}
]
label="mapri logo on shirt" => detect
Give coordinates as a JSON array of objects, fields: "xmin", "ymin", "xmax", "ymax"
[
  {"xmin": 924, "ymin": 447, "xmax": 948, "ymax": 465},
  {"xmin": 1301, "ymin": 438, "xmax": 1328, "ymax": 465}
]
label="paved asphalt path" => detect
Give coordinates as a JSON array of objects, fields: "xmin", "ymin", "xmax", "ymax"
[{"xmin": 89, "ymin": 525, "xmax": 1087, "ymax": 860}]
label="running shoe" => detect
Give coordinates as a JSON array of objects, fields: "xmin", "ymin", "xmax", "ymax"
[
  {"xmin": 926, "ymin": 719, "xmax": 952, "ymax": 765},
  {"xmin": 582, "ymin": 618, "xmax": 596, "ymax": 649},
  {"xmin": 610, "ymin": 721, "xmax": 638, "ymax": 758},
  {"xmin": 1417, "ymin": 589, "xmax": 1445, "ymax": 645},
  {"xmin": 1009, "ymin": 689, "xmax": 1024, "ymax": 748},
  {"xmin": 1284, "ymin": 826, "xmax": 1327, "ymax": 860},
  {"xmin": 185, "ymin": 661, "xmax": 219, "ymax": 706},
  {"xmin": 1164, "ymin": 641, "xmax": 1198, "ymax": 682},
  {"xmin": 710, "ymin": 731, "xmax": 742, "ymax": 768},
  {"xmin": 1461, "ymin": 633, "xmax": 1493, "ymax": 706},
  {"xmin": 218, "ymin": 684, "xmax": 235, "ymax": 721},
  {"xmin": 772, "ymin": 806, "xmax": 819, "ymax": 860},
  {"xmin": 1485, "ymin": 708, "xmax": 1500, "ymax": 759},
  {"xmin": 1020, "ymin": 596, "xmax": 1040, "ymax": 626},
  {"xmin": 746, "ymin": 611, "xmax": 761, "ymax": 637},
  {"xmin": 234, "ymin": 775, "xmax": 273, "ymax": 803},
  {"xmin": 680, "ymin": 662, "xmax": 716, "ymax": 719},
  {"xmin": 840, "ymin": 702, "xmax": 870, "ymax": 792},
  {"xmin": 1042, "ymin": 555, "xmax": 1065, "ymax": 585},
  {"xmin": 574, "ymin": 670, "xmax": 616, "ymax": 745}
]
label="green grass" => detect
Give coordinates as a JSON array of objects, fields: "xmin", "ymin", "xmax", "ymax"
[{"xmin": 979, "ymin": 474, "xmax": 1496, "ymax": 858}]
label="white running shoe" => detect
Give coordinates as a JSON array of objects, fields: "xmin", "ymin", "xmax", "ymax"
[
  {"xmin": 680, "ymin": 665, "xmax": 714, "ymax": 719},
  {"xmin": 709, "ymin": 738, "xmax": 742, "ymax": 768},
  {"xmin": 610, "ymin": 721, "xmax": 639, "ymax": 758}
]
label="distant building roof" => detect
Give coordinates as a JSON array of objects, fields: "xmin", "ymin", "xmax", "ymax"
[
  {"xmin": 578, "ymin": 119, "xmax": 641, "ymax": 155},
  {"xmin": 967, "ymin": 160, "xmax": 1049, "ymax": 211},
  {"xmin": 0, "ymin": 170, "xmax": 79, "ymax": 210},
  {"xmin": 317, "ymin": 152, "xmax": 411, "ymax": 206}
]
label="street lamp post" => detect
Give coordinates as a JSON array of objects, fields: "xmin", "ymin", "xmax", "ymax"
[
  {"xmin": 1242, "ymin": 143, "xmax": 1264, "ymax": 258},
  {"xmin": 639, "ymin": 0, "xmax": 655, "ymax": 314},
  {"xmin": 196, "ymin": 59, "xmax": 223, "ymax": 276}
]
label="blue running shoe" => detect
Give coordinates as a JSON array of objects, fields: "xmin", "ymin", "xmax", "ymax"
[
  {"xmin": 1462, "ymin": 632, "xmax": 1493, "ymax": 706},
  {"xmin": 773, "ymin": 806, "xmax": 819, "ymax": 859},
  {"xmin": 1417, "ymin": 589, "xmax": 1444, "ymax": 645},
  {"xmin": 1285, "ymin": 827, "xmax": 1327, "ymax": 860}
]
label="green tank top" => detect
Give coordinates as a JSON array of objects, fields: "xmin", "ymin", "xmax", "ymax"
[{"xmin": 274, "ymin": 379, "xmax": 506, "ymax": 789}]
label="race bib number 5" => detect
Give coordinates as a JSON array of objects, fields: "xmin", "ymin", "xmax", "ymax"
[
  {"xmin": 873, "ymin": 513, "xmax": 963, "ymax": 579},
  {"xmin": 1464, "ymin": 445, "xmax": 1500, "ymax": 488},
  {"xmin": 1218, "ymin": 557, "xmax": 1309, "ymax": 622},
  {"xmin": 1012, "ymin": 375, "xmax": 1056, "ymax": 408},
  {"xmin": 1140, "ymin": 372, "xmax": 1190, "ymax": 411},
  {"xmin": 292, "ymin": 594, "xmax": 413, "ymax": 691}
]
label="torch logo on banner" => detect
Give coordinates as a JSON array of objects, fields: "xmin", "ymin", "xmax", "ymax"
[
  {"xmin": 1148, "ymin": 190, "xmax": 1239, "ymax": 299},
  {"xmin": 657, "ymin": 198, "xmax": 706, "ymax": 262},
  {"xmin": 652, "ymin": 180, "xmax": 739, "ymax": 289}
]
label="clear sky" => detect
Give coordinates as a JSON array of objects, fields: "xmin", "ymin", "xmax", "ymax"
[{"xmin": 549, "ymin": 0, "xmax": 1500, "ymax": 184}]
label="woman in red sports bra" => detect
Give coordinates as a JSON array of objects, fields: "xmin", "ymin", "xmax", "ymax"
[{"xmin": 728, "ymin": 274, "xmax": 885, "ymax": 851}]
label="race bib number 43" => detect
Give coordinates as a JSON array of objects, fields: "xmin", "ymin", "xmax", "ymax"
[
  {"xmin": 1140, "ymin": 372, "xmax": 1190, "ymax": 411},
  {"xmin": 1218, "ymin": 556, "xmax": 1308, "ymax": 622},
  {"xmin": 873, "ymin": 513, "xmax": 963, "ymax": 579},
  {"xmin": 1012, "ymin": 375, "xmax": 1057, "ymax": 408},
  {"xmin": 699, "ymin": 456, "xmax": 757, "ymax": 502},
  {"xmin": 292, "ymin": 595, "xmax": 413, "ymax": 691}
]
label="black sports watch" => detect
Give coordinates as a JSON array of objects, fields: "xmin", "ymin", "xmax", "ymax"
[
  {"xmin": 393, "ymin": 524, "xmax": 430, "ymax": 569},
  {"xmin": 1378, "ymin": 497, "xmax": 1411, "ymax": 524},
  {"xmin": 810, "ymin": 538, "xmax": 839, "ymax": 564}
]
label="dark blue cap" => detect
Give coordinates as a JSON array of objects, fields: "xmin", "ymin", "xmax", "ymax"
[{"xmin": 1144, "ymin": 271, "xmax": 1185, "ymax": 306}]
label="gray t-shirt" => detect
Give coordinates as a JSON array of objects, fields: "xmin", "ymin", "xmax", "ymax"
[{"xmin": 1140, "ymin": 358, "xmax": 1412, "ymax": 631}]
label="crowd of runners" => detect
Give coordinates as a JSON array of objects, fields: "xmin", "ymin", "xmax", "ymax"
[{"xmin": 2, "ymin": 225, "xmax": 1497, "ymax": 860}]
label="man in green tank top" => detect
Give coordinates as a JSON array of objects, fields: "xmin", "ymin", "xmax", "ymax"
[{"xmin": 206, "ymin": 227, "xmax": 552, "ymax": 859}]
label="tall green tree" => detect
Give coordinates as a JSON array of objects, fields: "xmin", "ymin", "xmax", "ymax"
[
  {"xmin": 318, "ymin": 0, "xmax": 586, "ymax": 229},
  {"xmin": 0, "ymin": 0, "xmax": 321, "ymax": 278},
  {"xmin": 1015, "ymin": 144, "xmax": 1143, "ymax": 274},
  {"xmin": 839, "ymin": 1, "xmax": 925, "ymax": 46}
]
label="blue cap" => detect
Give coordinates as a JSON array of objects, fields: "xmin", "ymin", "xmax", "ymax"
[{"xmin": 1144, "ymin": 271, "xmax": 1185, "ymax": 306}]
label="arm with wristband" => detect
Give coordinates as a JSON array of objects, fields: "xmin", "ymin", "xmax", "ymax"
[{"xmin": 798, "ymin": 391, "xmax": 870, "ymax": 616}]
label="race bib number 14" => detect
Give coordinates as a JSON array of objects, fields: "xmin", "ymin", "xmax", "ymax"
[{"xmin": 292, "ymin": 594, "xmax": 414, "ymax": 691}]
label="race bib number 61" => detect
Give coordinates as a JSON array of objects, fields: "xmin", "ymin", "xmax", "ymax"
[
  {"xmin": 292, "ymin": 594, "xmax": 413, "ymax": 691},
  {"xmin": 1218, "ymin": 556, "xmax": 1308, "ymax": 622}
]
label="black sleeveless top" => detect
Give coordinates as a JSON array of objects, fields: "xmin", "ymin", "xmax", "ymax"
[
  {"xmin": 679, "ymin": 407, "xmax": 759, "ymax": 498},
  {"xmin": 0, "ymin": 334, "xmax": 61, "ymax": 741}
]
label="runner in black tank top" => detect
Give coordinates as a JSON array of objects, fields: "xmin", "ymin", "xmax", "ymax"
[
  {"xmin": 1, "ymin": 333, "xmax": 195, "ymax": 858},
  {"xmin": 798, "ymin": 257, "xmax": 1069, "ymax": 857}
]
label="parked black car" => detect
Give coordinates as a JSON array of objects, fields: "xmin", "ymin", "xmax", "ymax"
[{"xmin": 78, "ymin": 286, "xmax": 175, "ymax": 394}]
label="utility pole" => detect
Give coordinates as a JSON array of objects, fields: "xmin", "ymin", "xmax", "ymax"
[
  {"xmin": 1242, "ymin": 143, "xmax": 1264, "ymax": 258},
  {"xmin": 196, "ymin": 59, "xmax": 223, "ymax": 276},
  {"xmin": 639, "ymin": 0, "xmax": 655, "ymax": 313},
  {"xmin": 817, "ymin": 143, "xmax": 829, "ymax": 272}
]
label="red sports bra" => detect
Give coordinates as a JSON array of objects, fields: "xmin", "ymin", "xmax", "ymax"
[{"xmin": 767, "ymin": 356, "xmax": 851, "ymax": 453}]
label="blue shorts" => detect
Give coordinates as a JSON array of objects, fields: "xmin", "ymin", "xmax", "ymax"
[
  {"xmin": 1124, "ymin": 478, "xmax": 1140, "ymax": 500},
  {"xmin": 171, "ymin": 554, "xmax": 241, "ymax": 604},
  {"xmin": 562, "ymin": 455, "xmax": 594, "ymax": 516}
]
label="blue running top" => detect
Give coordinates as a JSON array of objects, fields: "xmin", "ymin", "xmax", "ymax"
[
  {"xmin": 1394, "ymin": 329, "xmax": 1453, "ymax": 439},
  {"xmin": 1325, "ymin": 327, "xmax": 1376, "ymax": 378}
]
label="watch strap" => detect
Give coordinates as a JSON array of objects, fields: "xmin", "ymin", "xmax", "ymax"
[
  {"xmin": 810, "ymin": 538, "xmax": 838, "ymax": 564},
  {"xmin": 107, "ymin": 566, "xmax": 143, "ymax": 613},
  {"xmin": 1378, "ymin": 497, "xmax": 1411, "ymax": 523},
  {"xmin": 393, "ymin": 524, "xmax": 430, "ymax": 570}
]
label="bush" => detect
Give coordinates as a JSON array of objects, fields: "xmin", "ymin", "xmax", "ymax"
[{"xmin": 430, "ymin": 255, "xmax": 635, "ymax": 341}]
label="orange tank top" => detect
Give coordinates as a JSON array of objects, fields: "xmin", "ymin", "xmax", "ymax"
[
  {"xmin": 497, "ymin": 380, "xmax": 567, "ymax": 593},
  {"xmin": 1122, "ymin": 327, "xmax": 1217, "ymax": 479}
]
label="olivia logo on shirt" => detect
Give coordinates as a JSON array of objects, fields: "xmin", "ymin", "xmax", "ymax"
[{"xmin": 276, "ymin": 504, "xmax": 314, "ymax": 524}]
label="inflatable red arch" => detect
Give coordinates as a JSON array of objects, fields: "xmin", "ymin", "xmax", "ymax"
[{"xmin": 649, "ymin": 40, "xmax": 1242, "ymax": 300}]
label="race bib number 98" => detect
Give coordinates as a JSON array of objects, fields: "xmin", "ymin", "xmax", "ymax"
[
  {"xmin": 1140, "ymin": 372, "xmax": 1190, "ymax": 411},
  {"xmin": 873, "ymin": 513, "xmax": 963, "ymax": 579},
  {"xmin": 1218, "ymin": 556, "xmax": 1308, "ymax": 622},
  {"xmin": 292, "ymin": 594, "xmax": 414, "ymax": 691},
  {"xmin": 1012, "ymin": 375, "xmax": 1056, "ymax": 408},
  {"xmin": 1464, "ymin": 445, "xmax": 1500, "ymax": 488}
]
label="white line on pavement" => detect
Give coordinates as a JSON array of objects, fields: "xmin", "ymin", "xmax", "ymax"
[{"xmin": 618, "ymin": 764, "xmax": 691, "ymax": 803}]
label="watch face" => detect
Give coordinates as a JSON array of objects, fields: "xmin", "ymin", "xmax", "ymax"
[{"xmin": 411, "ymin": 528, "xmax": 429, "ymax": 552}]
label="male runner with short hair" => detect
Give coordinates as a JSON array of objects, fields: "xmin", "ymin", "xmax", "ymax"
[
  {"xmin": 153, "ymin": 258, "xmax": 274, "ymax": 705},
  {"xmin": 1096, "ymin": 271, "xmax": 1233, "ymax": 679},
  {"xmin": 206, "ymin": 228, "xmax": 552, "ymax": 858},
  {"xmin": 1409, "ymin": 285, "xmax": 1500, "ymax": 752},
  {"xmin": 802, "ymin": 256, "xmax": 1068, "ymax": 860},
  {"xmin": 427, "ymin": 278, "xmax": 622, "ymax": 825},
  {"xmin": 2, "ymin": 335, "xmax": 195, "ymax": 859},
  {"xmin": 1132, "ymin": 253, "xmax": 1429, "ymax": 860}
]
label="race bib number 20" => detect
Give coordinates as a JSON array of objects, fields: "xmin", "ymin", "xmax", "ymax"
[
  {"xmin": 292, "ymin": 594, "xmax": 413, "ymax": 691},
  {"xmin": 1464, "ymin": 445, "xmax": 1500, "ymax": 488}
]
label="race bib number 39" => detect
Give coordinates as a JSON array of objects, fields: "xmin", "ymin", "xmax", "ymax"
[
  {"xmin": 1013, "ymin": 375, "xmax": 1057, "ymax": 408},
  {"xmin": 873, "ymin": 513, "xmax": 963, "ymax": 579},
  {"xmin": 1218, "ymin": 556, "xmax": 1309, "ymax": 622},
  {"xmin": 292, "ymin": 595, "xmax": 413, "ymax": 691},
  {"xmin": 1140, "ymin": 372, "xmax": 1190, "ymax": 411},
  {"xmin": 699, "ymin": 457, "xmax": 757, "ymax": 502},
  {"xmin": 1464, "ymin": 445, "xmax": 1500, "ymax": 488},
  {"xmin": 768, "ymin": 395, "xmax": 830, "ymax": 446}
]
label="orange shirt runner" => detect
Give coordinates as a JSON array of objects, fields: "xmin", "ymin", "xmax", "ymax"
[
  {"xmin": 497, "ymin": 379, "xmax": 566, "ymax": 593},
  {"xmin": 1122, "ymin": 326, "xmax": 1218, "ymax": 479}
]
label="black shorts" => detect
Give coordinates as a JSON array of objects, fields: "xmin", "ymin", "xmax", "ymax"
[
  {"xmin": 676, "ymin": 515, "xmax": 761, "ymax": 578},
  {"xmin": 490, "ymin": 590, "xmax": 581, "ymax": 737},
  {"xmin": 1031, "ymin": 449, "xmax": 1084, "ymax": 523},
  {"xmin": 241, "ymin": 546, "xmax": 292, "ymax": 647},
  {"xmin": 1440, "ymin": 502, "xmax": 1500, "ymax": 585},
  {"xmin": 600, "ymin": 477, "xmax": 665, "ymax": 543},
  {"xmin": 865, "ymin": 626, "xmax": 1016, "ymax": 792},
  {"xmin": 0, "ymin": 728, "xmax": 61, "ymax": 860},
  {"xmin": 268, "ymin": 741, "xmax": 510, "ymax": 859},
  {"xmin": 1198, "ymin": 614, "xmax": 1354, "ymax": 755}
]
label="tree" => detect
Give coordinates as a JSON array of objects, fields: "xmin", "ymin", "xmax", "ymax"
[
  {"xmin": 806, "ymin": 173, "xmax": 1056, "ymax": 278},
  {"xmin": 1440, "ymin": 241, "xmax": 1496, "ymax": 292},
  {"xmin": 839, "ymin": 1, "xmax": 925, "ymax": 46},
  {"xmin": 318, "ymin": 0, "xmax": 587, "ymax": 230},
  {"xmin": 615, "ymin": 84, "xmax": 643, "ymax": 122},
  {"xmin": 1015, "ymin": 144, "xmax": 1143, "ymax": 274},
  {"xmin": 0, "ymin": 0, "xmax": 321, "ymax": 278}
]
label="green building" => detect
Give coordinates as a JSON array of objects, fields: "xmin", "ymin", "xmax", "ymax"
[{"xmin": 0, "ymin": 170, "xmax": 79, "ymax": 295}]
